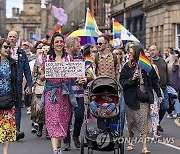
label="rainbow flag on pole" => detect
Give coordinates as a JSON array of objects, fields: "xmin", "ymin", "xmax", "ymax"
[
  {"xmin": 112, "ymin": 18, "xmax": 140, "ymax": 43},
  {"xmin": 85, "ymin": 8, "xmax": 102, "ymax": 35},
  {"xmin": 138, "ymin": 54, "xmax": 152, "ymax": 74},
  {"xmin": 113, "ymin": 18, "xmax": 122, "ymax": 38}
]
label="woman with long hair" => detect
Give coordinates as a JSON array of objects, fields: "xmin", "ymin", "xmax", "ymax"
[
  {"xmin": 120, "ymin": 44, "xmax": 162, "ymax": 154},
  {"xmin": 40, "ymin": 33, "xmax": 73, "ymax": 154},
  {"xmin": 0, "ymin": 39, "xmax": 18, "ymax": 154}
]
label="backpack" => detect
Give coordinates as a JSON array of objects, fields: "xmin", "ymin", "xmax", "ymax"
[{"xmin": 94, "ymin": 52, "xmax": 118, "ymax": 73}]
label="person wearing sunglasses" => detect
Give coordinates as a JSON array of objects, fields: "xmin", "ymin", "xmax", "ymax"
[
  {"xmin": 7, "ymin": 31, "xmax": 33, "ymax": 141},
  {"xmin": 0, "ymin": 39, "xmax": 18, "ymax": 154}
]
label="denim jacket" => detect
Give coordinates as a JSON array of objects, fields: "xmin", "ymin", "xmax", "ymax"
[
  {"xmin": 16, "ymin": 48, "xmax": 33, "ymax": 93},
  {"xmin": 41, "ymin": 80, "xmax": 78, "ymax": 109}
]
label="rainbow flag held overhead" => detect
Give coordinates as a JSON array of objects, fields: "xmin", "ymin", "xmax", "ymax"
[
  {"xmin": 85, "ymin": 8, "xmax": 102, "ymax": 35},
  {"xmin": 138, "ymin": 54, "xmax": 152, "ymax": 74},
  {"xmin": 112, "ymin": 18, "xmax": 140, "ymax": 43},
  {"xmin": 50, "ymin": 26, "xmax": 62, "ymax": 37}
]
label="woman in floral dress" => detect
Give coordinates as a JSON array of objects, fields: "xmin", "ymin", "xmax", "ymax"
[
  {"xmin": 0, "ymin": 39, "xmax": 18, "ymax": 154},
  {"xmin": 40, "ymin": 33, "xmax": 72, "ymax": 154}
]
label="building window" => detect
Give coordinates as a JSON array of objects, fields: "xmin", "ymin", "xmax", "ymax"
[
  {"xmin": 176, "ymin": 24, "xmax": 180, "ymax": 48},
  {"xmin": 150, "ymin": 27, "xmax": 153, "ymax": 45},
  {"xmin": 29, "ymin": 32, "xmax": 33, "ymax": 39},
  {"xmin": 140, "ymin": 16, "xmax": 143, "ymax": 31}
]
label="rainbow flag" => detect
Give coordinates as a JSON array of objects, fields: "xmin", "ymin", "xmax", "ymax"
[
  {"xmin": 85, "ymin": 57, "xmax": 93, "ymax": 68},
  {"xmin": 113, "ymin": 18, "xmax": 122, "ymax": 38},
  {"xmin": 138, "ymin": 54, "xmax": 152, "ymax": 74},
  {"xmin": 112, "ymin": 18, "xmax": 140, "ymax": 43},
  {"xmin": 85, "ymin": 8, "xmax": 102, "ymax": 35},
  {"xmin": 50, "ymin": 26, "xmax": 62, "ymax": 37}
]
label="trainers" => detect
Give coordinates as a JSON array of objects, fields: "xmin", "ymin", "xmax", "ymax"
[
  {"xmin": 73, "ymin": 137, "xmax": 81, "ymax": 148},
  {"xmin": 97, "ymin": 108, "xmax": 102, "ymax": 115},
  {"xmin": 157, "ymin": 125, "xmax": 164, "ymax": 132},
  {"xmin": 16, "ymin": 131, "xmax": 25, "ymax": 141},
  {"xmin": 63, "ymin": 143, "xmax": 71, "ymax": 151},
  {"xmin": 27, "ymin": 107, "xmax": 31, "ymax": 115},
  {"xmin": 58, "ymin": 148, "xmax": 63, "ymax": 154},
  {"xmin": 106, "ymin": 109, "xmax": 112, "ymax": 115}
]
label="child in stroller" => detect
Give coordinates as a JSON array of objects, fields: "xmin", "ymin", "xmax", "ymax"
[{"xmin": 90, "ymin": 95, "xmax": 116, "ymax": 115}]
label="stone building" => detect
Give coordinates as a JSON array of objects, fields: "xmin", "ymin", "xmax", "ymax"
[
  {"xmin": 144, "ymin": 0, "xmax": 180, "ymax": 51},
  {"xmin": 111, "ymin": 0, "xmax": 146, "ymax": 46},
  {"xmin": 111, "ymin": 0, "xmax": 180, "ymax": 51},
  {"xmin": 0, "ymin": 0, "xmax": 6, "ymax": 38},
  {"xmin": 6, "ymin": 0, "xmax": 54, "ymax": 40}
]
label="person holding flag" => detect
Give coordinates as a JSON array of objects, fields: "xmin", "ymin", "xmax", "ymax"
[{"xmin": 120, "ymin": 44, "xmax": 162, "ymax": 154}]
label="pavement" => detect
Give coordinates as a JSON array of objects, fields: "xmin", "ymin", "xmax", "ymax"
[{"xmin": 3, "ymin": 108, "xmax": 180, "ymax": 154}]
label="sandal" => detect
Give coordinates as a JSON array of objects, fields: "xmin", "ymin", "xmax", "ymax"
[
  {"xmin": 127, "ymin": 143, "xmax": 134, "ymax": 151},
  {"xmin": 142, "ymin": 148, "xmax": 151, "ymax": 154}
]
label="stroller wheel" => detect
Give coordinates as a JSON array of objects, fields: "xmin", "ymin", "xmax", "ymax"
[
  {"xmin": 120, "ymin": 142, "xmax": 124, "ymax": 154},
  {"xmin": 114, "ymin": 148, "xmax": 120, "ymax": 154},
  {"xmin": 88, "ymin": 148, "xmax": 93, "ymax": 154},
  {"xmin": 81, "ymin": 135, "xmax": 84, "ymax": 154}
]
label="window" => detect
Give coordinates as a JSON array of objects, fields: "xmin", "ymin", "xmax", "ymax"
[
  {"xmin": 150, "ymin": 27, "xmax": 153, "ymax": 44},
  {"xmin": 176, "ymin": 24, "xmax": 180, "ymax": 49}
]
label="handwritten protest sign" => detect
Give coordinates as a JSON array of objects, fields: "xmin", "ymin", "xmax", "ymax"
[{"xmin": 45, "ymin": 61, "xmax": 85, "ymax": 78}]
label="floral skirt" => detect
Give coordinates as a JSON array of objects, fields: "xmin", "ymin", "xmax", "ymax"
[{"xmin": 0, "ymin": 109, "xmax": 16, "ymax": 143}]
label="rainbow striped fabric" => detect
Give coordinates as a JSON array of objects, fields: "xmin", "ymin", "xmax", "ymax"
[
  {"xmin": 113, "ymin": 18, "xmax": 122, "ymax": 38},
  {"xmin": 138, "ymin": 54, "xmax": 152, "ymax": 74},
  {"xmin": 85, "ymin": 8, "xmax": 102, "ymax": 35}
]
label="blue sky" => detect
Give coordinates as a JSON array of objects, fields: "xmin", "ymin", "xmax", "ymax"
[{"xmin": 6, "ymin": 0, "xmax": 45, "ymax": 18}]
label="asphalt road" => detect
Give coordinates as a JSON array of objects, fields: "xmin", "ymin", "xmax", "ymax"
[{"xmin": 3, "ymin": 108, "xmax": 180, "ymax": 154}]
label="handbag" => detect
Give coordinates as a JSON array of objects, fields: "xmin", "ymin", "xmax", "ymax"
[
  {"xmin": 137, "ymin": 88, "xmax": 149, "ymax": 103},
  {"xmin": 0, "ymin": 93, "xmax": 15, "ymax": 110},
  {"xmin": 34, "ymin": 85, "xmax": 44, "ymax": 96}
]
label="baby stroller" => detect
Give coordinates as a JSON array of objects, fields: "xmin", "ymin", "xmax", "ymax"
[{"xmin": 81, "ymin": 76, "xmax": 124, "ymax": 154}]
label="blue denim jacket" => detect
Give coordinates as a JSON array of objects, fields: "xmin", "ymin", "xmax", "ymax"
[
  {"xmin": 41, "ymin": 80, "xmax": 78, "ymax": 109},
  {"xmin": 16, "ymin": 48, "xmax": 33, "ymax": 94}
]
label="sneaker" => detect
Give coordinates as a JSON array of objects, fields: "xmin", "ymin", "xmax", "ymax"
[
  {"xmin": 97, "ymin": 108, "xmax": 102, "ymax": 115},
  {"xmin": 157, "ymin": 125, "xmax": 164, "ymax": 132},
  {"xmin": 73, "ymin": 137, "xmax": 81, "ymax": 148},
  {"xmin": 27, "ymin": 107, "xmax": 31, "ymax": 115},
  {"xmin": 106, "ymin": 109, "xmax": 112, "ymax": 115},
  {"xmin": 177, "ymin": 113, "xmax": 180, "ymax": 118},
  {"xmin": 58, "ymin": 148, "xmax": 63, "ymax": 154},
  {"xmin": 167, "ymin": 114, "xmax": 174, "ymax": 119},
  {"xmin": 31, "ymin": 123, "xmax": 39, "ymax": 133},
  {"xmin": 63, "ymin": 143, "xmax": 71, "ymax": 151},
  {"xmin": 16, "ymin": 131, "xmax": 25, "ymax": 141}
]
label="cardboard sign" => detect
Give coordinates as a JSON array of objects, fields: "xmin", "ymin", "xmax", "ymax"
[{"xmin": 45, "ymin": 61, "xmax": 85, "ymax": 78}]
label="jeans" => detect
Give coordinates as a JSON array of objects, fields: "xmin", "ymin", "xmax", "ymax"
[
  {"xmin": 172, "ymin": 99, "xmax": 180, "ymax": 114},
  {"xmin": 120, "ymin": 94, "xmax": 125, "ymax": 134},
  {"xmin": 90, "ymin": 101, "xmax": 116, "ymax": 115},
  {"xmin": 15, "ymin": 93, "xmax": 23, "ymax": 132},
  {"xmin": 159, "ymin": 87, "xmax": 169, "ymax": 124},
  {"xmin": 63, "ymin": 97, "xmax": 84, "ymax": 144}
]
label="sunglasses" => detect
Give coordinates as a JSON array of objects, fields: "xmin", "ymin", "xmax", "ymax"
[
  {"xmin": 3, "ymin": 45, "xmax": 11, "ymax": 49},
  {"xmin": 96, "ymin": 42, "xmax": 106, "ymax": 46}
]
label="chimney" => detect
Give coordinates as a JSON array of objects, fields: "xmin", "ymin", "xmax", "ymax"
[
  {"xmin": 16, "ymin": 8, "xmax": 19, "ymax": 15},
  {"xmin": 12, "ymin": 7, "xmax": 16, "ymax": 17}
]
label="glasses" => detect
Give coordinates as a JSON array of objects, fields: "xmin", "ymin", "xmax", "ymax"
[
  {"xmin": 96, "ymin": 42, "xmax": 106, "ymax": 46},
  {"xmin": 3, "ymin": 45, "xmax": 11, "ymax": 49}
]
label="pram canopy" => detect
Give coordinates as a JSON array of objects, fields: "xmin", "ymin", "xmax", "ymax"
[{"xmin": 88, "ymin": 76, "xmax": 119, "ymax": 96}]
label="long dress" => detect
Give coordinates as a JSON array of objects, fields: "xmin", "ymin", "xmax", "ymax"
[
  {"xmin": 42, "ymin": 56, "xmax": 71, "ymax": 138},
  {"xmin": 0, "ymin": 60, "xmax": 16, "ymax": 143}
]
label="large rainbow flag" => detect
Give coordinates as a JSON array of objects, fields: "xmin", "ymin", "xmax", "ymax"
[
  {"xmin": 138, "ymin": 54, "xmax": 152, "ymax": 74},
  {"xmin": 85, "ymin": 8, "xmax": 102, "ymax": 35}
]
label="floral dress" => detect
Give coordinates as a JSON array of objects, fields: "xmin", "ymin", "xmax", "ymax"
[
  {"xmin": 42, "ymin": 56, "xmax": 72, "ymax": 138},
  {"xmin": 0, "ymin": 60, "xmax": 16, "ymax": 143}
]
